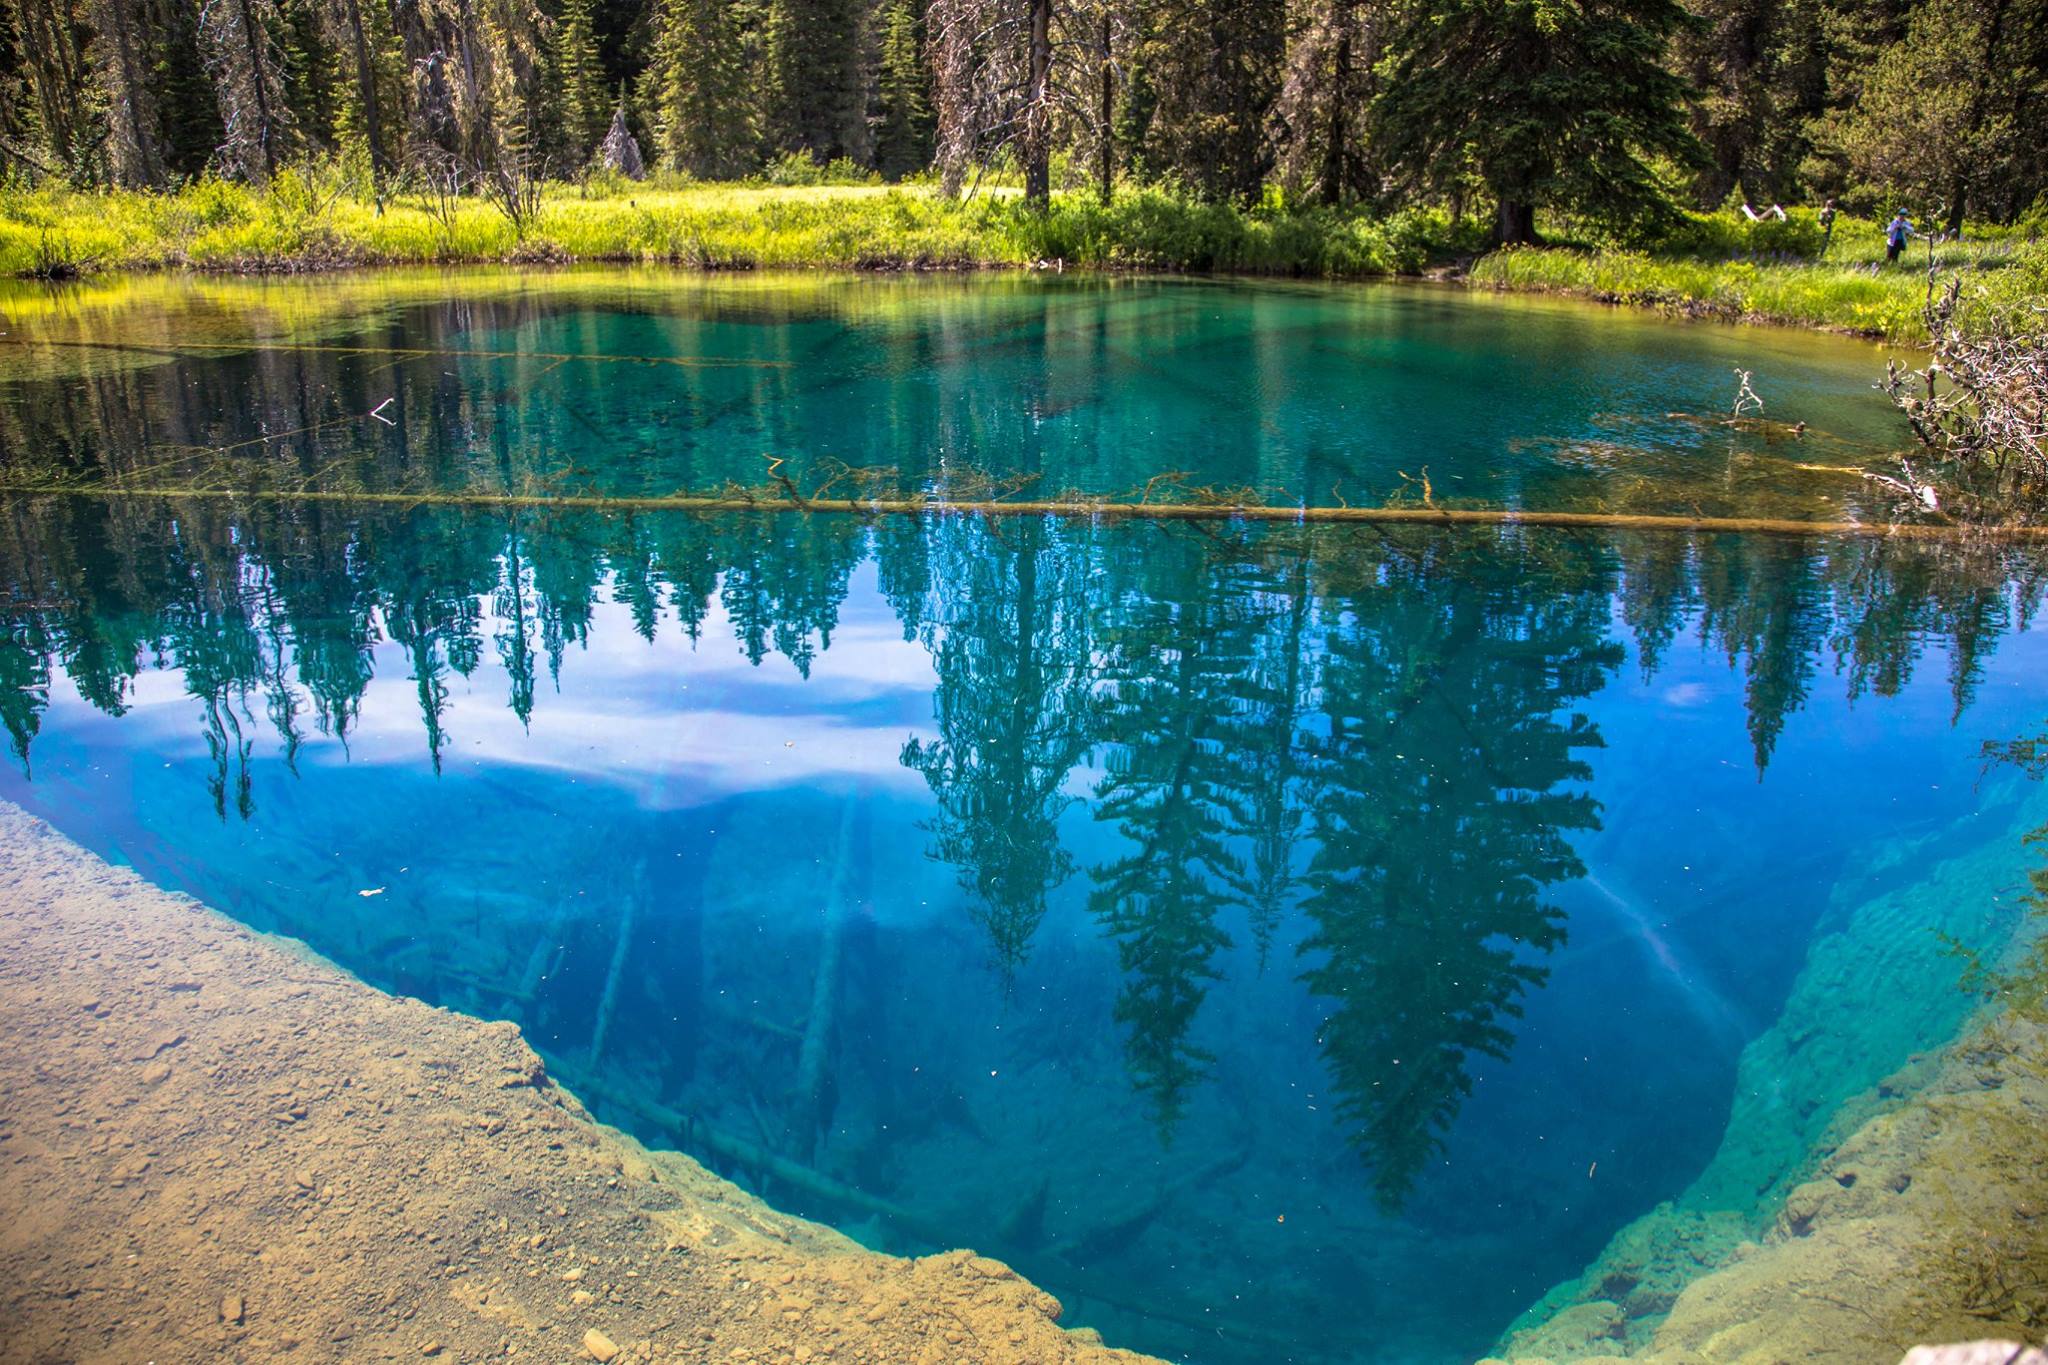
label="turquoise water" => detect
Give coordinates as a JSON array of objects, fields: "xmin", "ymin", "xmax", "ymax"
[
  {"xmin": 2, "ymin": 273, "xmax": 2045, "ymax": 1364},
  {"xmin": 1, "ymin": 269, "xmax": 1905, "ymax": 517}
]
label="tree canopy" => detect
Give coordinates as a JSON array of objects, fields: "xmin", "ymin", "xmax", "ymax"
[{"xmin": 2, "ymin": 0, "xmax": 2044, "ymax": 237}]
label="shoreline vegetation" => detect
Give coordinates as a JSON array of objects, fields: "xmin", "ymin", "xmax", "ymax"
[{"xmin": 3, "ymin": 178, "xmax": 2042, "ymax": 341}]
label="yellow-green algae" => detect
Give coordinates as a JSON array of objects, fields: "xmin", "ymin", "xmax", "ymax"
[{"xmin": 1490, "ymin": 775, "xmax": 2048, "ymax": 1362}]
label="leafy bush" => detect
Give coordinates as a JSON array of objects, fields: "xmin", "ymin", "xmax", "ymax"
[{"xmin": 1654, "ymin": 209, "xmax": 1828, "ymax": 260}]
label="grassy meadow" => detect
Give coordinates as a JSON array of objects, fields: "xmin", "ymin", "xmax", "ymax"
[
  {"xmin": 1, "ymin": 168, "xmax": 2041, "ymax": 340},
  {"xmin": 1471, "ymin": 214, "xmax": 2047, "ymax": 339},
  {"xmin": 0, "ymin": 172, "xmax": 1479, "ymax": 279}
]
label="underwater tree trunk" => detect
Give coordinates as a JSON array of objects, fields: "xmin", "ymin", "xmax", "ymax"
[
  {"xmin": 793, "ymin": 798, "xmax": 859, "ymax": 1160},
  {"xmin": 586, "ymin": 865, "xmax": 644, "ymax": 1068}
]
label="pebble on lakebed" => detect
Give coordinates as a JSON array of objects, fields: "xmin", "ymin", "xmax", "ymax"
[{"xmin": 0, "ymin": 803, "xmax": 1156, "ymax": 1365}]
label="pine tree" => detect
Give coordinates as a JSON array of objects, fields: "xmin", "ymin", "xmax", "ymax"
[
  {"xmin": 280, "ymin": 0, "xmax": 344, "ymax": 151},
  {"xmin": 552, "ymin": 0, "xmax": 609, "ymax": 165},
  {"xmin": 319, "ymin": 0, "xmax": 395, "ymax": 190},
  {"xmin": 1670, "ymin": 0, "xmax": 1825, "ymax": 205},
  {"xmin": 1137, "ymin": 0, "xmax": 1285, "ymax": 201},
  {"xmin": 872, "ymin": 0, "xmax": 932, "ymax": 179},
  {"xmin": 763, "ymin": 0, "xmax": 867, "ymax": 163},
  {"xmin": 7, "ymin": 0, "xmax": 103, "ymax": 180},
  {"xmin": 86, "ymin": 0, "xmax": 164, "ymax": 184},
  {"xmin": 648, "ymin": 0, "xmax": 754, "ymax": 176},
  {"xmin": 1268, "ymin": 0, "xmax": 1385, "ymax": 203},
  {"xmin": 1374, "ymin": 0, "xmax": 1705, "ymax": 241},
  {"xmin": 1816, "ymin": 0, "xmax": 2047, "ymax": 228}
]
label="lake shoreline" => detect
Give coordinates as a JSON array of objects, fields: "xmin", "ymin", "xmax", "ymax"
[
  {"xmin": 0, "ymin": 801, "xmax": 1153, "ymax": 1365},
  {"xmin": 1491, "ymin": 991, "xmax": 2048, "ymax": 1363},
  {"xmin": 13, "ymin": 249, "xmax": 1916, "ymax": 341},
  {"xmin": 1489, "ymin": 788, "xmax": 2048, "ymax": 1364}
]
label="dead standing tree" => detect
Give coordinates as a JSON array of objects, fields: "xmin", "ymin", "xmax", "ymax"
[
  {"xmin": 199, "ymin": 0, "xmax": 296, "ymax": 180},
  {"xmin": 396, "ymin": 0, "xmax": 546, "ymax": 232},
  {"xmin": 930, "ymin": 0, "xmax": 1127, "ymax": 205},
  {"xmin": 86, "ymin": 0, "xmax": 165, "ymax": 186}
]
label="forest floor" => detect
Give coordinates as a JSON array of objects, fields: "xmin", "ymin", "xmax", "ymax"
[
  {"xmin": 5, "ymin": 176, "xmax": 2042, "ymax": 340},
  {"xmin": 0, "ymin": 802, "xmax": 1156, "ymax": 1365}
]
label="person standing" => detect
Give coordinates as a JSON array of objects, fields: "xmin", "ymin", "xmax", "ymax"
[
  {"xmin": 1818, "ymin": 199, "xmax": 1837, "ymax": 256},
  {"xmin": 1885, "ymin": 210, "xmax": 1915, "ymax": 264}
]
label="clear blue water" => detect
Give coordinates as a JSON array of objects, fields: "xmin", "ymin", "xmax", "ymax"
[{"xmin": 1, "ymin": 272, "xmax": 2044, "ymax": 1364}]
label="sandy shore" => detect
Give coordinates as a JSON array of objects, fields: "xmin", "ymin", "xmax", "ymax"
[{"xmin": 0, "ymin": 804, "xmax": 1155, "ymax": 1365}]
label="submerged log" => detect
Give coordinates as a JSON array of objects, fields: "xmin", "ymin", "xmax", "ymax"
[
  {"xmin": 587, "ymin": 865, "xmax": 645, "ymax": 1068},
  {"xmin": 20, "ymin": 481, "xmax": 2048, "ymax": 542},
  {"xmin": 793, "ymin": 798, "xmax": 860, "ymax": 1161}
]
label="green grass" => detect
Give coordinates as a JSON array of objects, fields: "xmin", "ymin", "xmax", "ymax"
[
  {"xmin": 1469, "ymin": 210, "xmax": 2047, "ymax": 339},
  {"xmin": 0, "ymin": 171, "xmax": 1481, "ymax": 280},
  {"xmin": 3, "ymin": 172, "xmax": 2040, "ymax": 339}
]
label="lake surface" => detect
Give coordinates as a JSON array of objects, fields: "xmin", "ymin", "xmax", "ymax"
[{"xmin": 2, "ymin": 271, "xmax": 2045, "ymax": 1364}]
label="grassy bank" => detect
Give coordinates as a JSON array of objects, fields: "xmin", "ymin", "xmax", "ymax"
[
  {"xmin": 1471, "ymin": 214, "xmax": 2047, "ymax": 339},
  {"xmin": 0, "ymin": 173, "xmax": 1477, "ymax": 279},
  {"xmin": 5, "ymin": 174, "xmax": 2041, "ymax": 339}
]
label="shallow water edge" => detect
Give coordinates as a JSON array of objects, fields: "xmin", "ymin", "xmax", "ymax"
[
  {"xmin": 0, "ymin": 800, "xmax": 1153, "ymax": 1365},
  {"xmin": 1490, "ymin": 799, "xmax": 2048, "ymax": 1363}
]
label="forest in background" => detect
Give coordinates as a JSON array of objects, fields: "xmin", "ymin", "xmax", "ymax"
[{"xmin": 2, "ymin": 0, "xmax": 2046, "ymax": 245}]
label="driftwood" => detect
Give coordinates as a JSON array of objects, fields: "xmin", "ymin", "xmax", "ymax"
[{"xmin": 558, "ymin": 1066, "xmax": 1308, "ymax": 1349}]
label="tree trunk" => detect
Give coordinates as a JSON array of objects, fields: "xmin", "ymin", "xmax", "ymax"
[
  {"xmin": 1023, "ymin": 0, "xmax": 1051, "ymax": 207},
  {"xmin": 1497, "ymin": 198, "xmax": 1537, "ymax": 245},
  {"xmin": 234, "ymin": 0, "xmax": 280, "ymax": 179},
  {"xmin": 97, "ymin": 0, "xmax": 162, "ymax": 186},
  {"xmin": 341, "ymin": 0, "xmax": 388, "ymax": 198},
  {"xmin": 1320, "ymin": 25, "xmax": 1351, "ymax": 206},
  {"xmin": 1097, "ymin": 10, "xmax": 1113, "ymax": 204}
]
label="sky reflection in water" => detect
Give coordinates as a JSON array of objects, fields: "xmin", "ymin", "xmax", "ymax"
[{"xmin": 1, "ymin": 274, "xmax": 2044, "ymax": 1364}]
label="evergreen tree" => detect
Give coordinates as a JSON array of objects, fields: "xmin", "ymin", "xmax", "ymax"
[
  {"xmin": 900, "ymin": 518, "xmax": 1097, "ymax": 983},
  {"xmin": 763, "ymin": 0, "xmax": 868, "ymax": 163},
  {"xmin": 552, "ymin": 0, "xmax": 610, "ymax": 165},
  {"xmin": 1373, "ymin": 0, "xmax": 1705, "ymax": 241},
  {"xmin": 1816, "ymin": 0, "xmax": 2048, "ymax": 229},
  {"xmin": 1298, "ymin": 531, "xmax": 1617, "ymax": 1209},
  {"xmin": 1136, "ymin": 0, "xmax": 1285, "ymax": 201},
  {"xmin": 872, "ymin": 0, "xmax": 933, "ymax": 179},
  {"xmin": 152, "ymin": 0, "xmax": 227, "ymax": 177},
  {"xmin": 281, "ymin": 0, "xmax": 345, "ymax": 151},
  {"xmin": 86, "ymin": 0, "xmax": 164, "ymax": 184},
  {"xmin": 648, "ymin": 0, "xmax": 755, "ymax": 176},
  {"xmin": 1268, "ymin": 0, "xmax": 1385, "ymax": 203},
  {"xmin": 6, "ymin": 0, "xmax": 103, "ymax": 180},
  {"xmin": 1670, "ymin": 0, "xmax": 1824, "ymax": 205}
]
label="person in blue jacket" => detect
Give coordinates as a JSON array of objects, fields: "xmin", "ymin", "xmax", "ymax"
[{"xmin": 1885, "ymin": 211, "xmax": 1915, "ymax": 263}]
